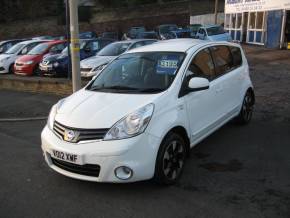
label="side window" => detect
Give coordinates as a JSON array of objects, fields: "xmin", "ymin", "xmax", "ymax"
[
  {"xmin": 210, "ymin": 45, "xmax": 233, "ymax": 77},
  {"xmin": 130, "ymin": 42, "xmax": 145, "ymax": 49},
  {"xmin": 187, "ymin": 48, "xmax": 215, "ymax": 81},
  {"xmin": 20, "ymin": 46, "xmax": 29, "ymax": 55},
  {"xmin": 50, "ymin": 44, "xmax": 65, "ymax": 53},
  {"xmin": 92, "ymin": 41, "xmax": 100, "ymax": 51},
  {"xmin": 230, "ymin": 46, "xmax": 243, "ymax": 68},
  {"xmin": 20, "ymin": 43, "xmax": 38, "ymax": 55},
  {"xmin": 199, "ymin": 28, "xmax": 206, "ymax": 35}
]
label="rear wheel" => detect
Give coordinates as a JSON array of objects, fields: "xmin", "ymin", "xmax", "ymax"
[
  {"xmin": 236, "ymin": 90, "xmax": 255, "ymax": 124},
  {"xmin": 154, "ymin": 133, "xmax": 187, "ymax": 185}
]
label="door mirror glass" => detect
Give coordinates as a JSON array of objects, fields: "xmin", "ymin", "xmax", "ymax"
[{"xmin": 188, "ymin": 77, "xmax": 209, "ymax": 91}]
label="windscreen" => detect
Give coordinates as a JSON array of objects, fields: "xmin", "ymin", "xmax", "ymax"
[
  {"xmin": 88, "ymin": 52, "xmax": 186, "ymax": 94},
  {"xmin": 207, "ymin": 26, "xmax": 225, "ymax": 36},
  {"xmin": 97, "ymin": 43, "xmax": 131, "ymax": 56},
  {"xmin": 5, "ymin": 43, "xmax": 24, "ymax": 54},
  {"xmin": 28, "ymin": 43, "xmax": 49, "ymax": 55}
]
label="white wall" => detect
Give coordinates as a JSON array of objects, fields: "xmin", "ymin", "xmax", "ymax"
[{"xmin": 190, "ymin": 13, "xmax": 225, "ymax": 25}]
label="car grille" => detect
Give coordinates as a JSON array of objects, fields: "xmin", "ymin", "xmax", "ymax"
[
  {"xmin": 53, "ymin": 121, "xmax": 109, "ymax": 143},
  {"xmin": 81, "ymin": 67, "xmax": 92, "ymax": 72},
  {"xmin": 15, "ymin": 63, "xmax": 24, "ymax": 66},
  {"xmin": 51, "ymin": 156, "xmax": 101, "ymax": 177}
]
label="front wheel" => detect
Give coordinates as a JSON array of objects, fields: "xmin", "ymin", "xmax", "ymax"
[
  {"xmin": 236, "ymin": 90, "xmax": 255, "ymax": 124},
  {"xmin": 154, "ymin": 133, "xmax": 187, "ymax": 185}
]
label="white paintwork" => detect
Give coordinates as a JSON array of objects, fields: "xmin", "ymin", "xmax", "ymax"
[
  {"xmin": 188, "ymin": 77, "xmax": 209, "ymax": 90},
  {"xmin": 41, "ymin": 39, "xmax": 253, "ymax": 183}
]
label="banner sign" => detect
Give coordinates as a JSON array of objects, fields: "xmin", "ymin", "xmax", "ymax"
[{"xmin": 225, "ymin": 0, "xmax": 290, "ymax": 13}]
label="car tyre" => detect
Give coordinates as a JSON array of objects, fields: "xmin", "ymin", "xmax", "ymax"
[
  {"xmin": 154, "ymin": 132, "xmax": 187, "ymax": 185},
  {"xmin": 236, "ymin": 90, "xmax": 255, "ymax": 125},
  {"xmin": 9, "ymin": 64, "xmax": 14, "ymax": 74},
  {"xmin": 33, "ymin": 65, "xmax": 41, "ymax": 76}
]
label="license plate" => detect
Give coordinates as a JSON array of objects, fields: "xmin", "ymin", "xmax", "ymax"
[
  {"xmin": 15, "ymin": 66, "xmax": 23, "ymax": 71},
  {"xmin": 51, "ymin": 150, "xmax": 81, "ymax": 164},
  {"xmin": 40, "ymin": 66, "xmax": 49, "ymax": 71}
]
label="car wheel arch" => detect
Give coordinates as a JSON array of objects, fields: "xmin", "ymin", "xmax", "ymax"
[{"xmin": 159, "ymin": 126, "xmax": 190, "ymax": 157}]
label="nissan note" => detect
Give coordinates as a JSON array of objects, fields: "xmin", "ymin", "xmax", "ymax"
[{"xmin": 41, "ymin": 39, "xmax": 255, "ymax": 184}]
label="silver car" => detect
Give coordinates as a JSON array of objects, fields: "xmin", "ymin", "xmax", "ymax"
[{"xmin": 80, "ymin": 39, "xmax": 157, "ymax": 78}]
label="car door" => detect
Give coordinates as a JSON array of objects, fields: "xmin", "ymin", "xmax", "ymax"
[
  {"xmin": 182, "ymin": 47, "xmax": 223, "ymax": 142},
  {"xmin": 210, "ymin": 45, "xmax": 241, "ymax": 117}
]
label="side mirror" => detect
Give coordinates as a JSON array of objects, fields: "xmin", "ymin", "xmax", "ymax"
[{"xmin": 188, "ymin": 77, "xmax": 209, "ymax": 92}]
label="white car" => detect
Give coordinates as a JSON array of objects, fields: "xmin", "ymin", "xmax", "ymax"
[
  {"xmin": 196, "ymin": 25, "xmax": 232, "ymax": 42},
  {"xmin": 0, "ymin": 40, "xmax": 46, "ymax": 74},
  {"xmin": 42, "ymin": 39, "xmax": 255, "ymax": 184},
  {"xmin": 80, "ymin": 39, "xmax": 157, "ymax": 78}
]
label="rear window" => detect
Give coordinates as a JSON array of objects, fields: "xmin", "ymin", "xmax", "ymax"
[
  {"xmin": 210, "ymin": 45, "xmax": 233, "ymax": 77},
  {"xmin": 230, "ymin": 46, "xmax": 243, "ymax": 68}
]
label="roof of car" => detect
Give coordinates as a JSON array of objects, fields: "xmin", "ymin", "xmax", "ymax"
[
  {"xmin": 19, "ymin": 39, "xmax": 49, "ymax": 45},
  {"xmin": 115, "ymin": 39, "xmax": 157, "ymax": 44},
  {"xmin": 126, "ymin": 39, "xmax": 206, "ymax": 53}
]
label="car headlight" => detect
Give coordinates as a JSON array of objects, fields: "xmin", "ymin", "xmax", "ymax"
[
  {"xmin": 53, "ymin": 62, "xmax": 59, "ymax": 67},
  {"xmin": 104, "ymin": 103, "xmax": 154, "ymax": 140},
  {"xmin": 24, "ymin": 60, "xmax": 34, "ymax": 65},
  {"xmin": 92, "ymin": 64, "xmax": 107, "ymax": 72},
  {"xmin": 47, "ymin": 99, "xmax": 65, "ymax": 130}
]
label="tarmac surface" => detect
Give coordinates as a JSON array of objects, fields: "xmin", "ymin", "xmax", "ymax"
[{"xmin": 0, "ymin": 45, "xmax": 290, "ymax": 218}]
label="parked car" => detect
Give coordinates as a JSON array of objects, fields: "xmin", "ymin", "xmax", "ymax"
[
  {"xmin": 14, "ymin": 40, "xmax": 67, "ymax": 76},
  {"xmin": 0, "ymin": 40, "xmax": 47, "ymax": 74},
  {"xmin": 0, "ymin": 39, "xmax": 26, "ymax": 54},
  {"xmin": 79, "ymin": 32, "xmax": 97, "ymax": 39},
  {"xmin": 170, "ymin": 28, "xmax": 191, "ymax": 39},
  {"xmin": 136, "ymin": 31, "xmax": 159, "ymax": 39},
  {"xmin": 100, "ymin": 32, "xmax": 119, "ymax": 40},
  {"xmin": 39, "ymin": 38, "xmax": 115, "ymax": 77},
  {"xmin": 80, "ymin": 39, "xmax": 157, "ymax": 78},
  {"xmin": 196, "ymin": 25, "xmax": 232, "ymax": 41},
  {"xmin": 42, "ymin": 39, "xmax": 255, "ymax": 184},
  {"xmin": 128, "ymin": 26, "xmax": 146, "ymax": 39},
  {"xmin": 188, "ymin": 24, "xmax": 202, "ymax": 38},
  {"xmin": 156, "ymin": 24, "xmax": 179, "ymax": 39}
]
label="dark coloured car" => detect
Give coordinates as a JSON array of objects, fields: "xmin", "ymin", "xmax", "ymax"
[
  {"xmin": 128, "ymin": 26, "xmax": 146, "ymax": 39},
  {"xmin": 188, "ymin": 24, "xmax": 202, "ymax": 38},
  {"xmin": 39, "ymin": 38, "xmax": 115, "ymax": 77},
  {"xmin": 156, "ymin": 24, "xmax": 179, "ymax": 39},
  {"xmin": 136, "ymin": 31, "xmax": 159, "ymax": 39},
  {"xmin": 0, "ymin": 39, "xmax": 26, "ymax": 54},
  {"xmin": 79, "ymin": 32, "xmax": 97, "ymax": 39},
  {"xmin": 100, "ymin": 32, "xmax": 119, "ymax": 40}
]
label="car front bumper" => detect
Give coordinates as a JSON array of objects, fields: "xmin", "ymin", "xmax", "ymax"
[{"xmin": 41, "ymin": 125, "xmax": 161, "ymax": 183}]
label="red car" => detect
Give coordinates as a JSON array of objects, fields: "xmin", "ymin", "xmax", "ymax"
[{"xmin": 14, "ymin": 40, "xmax": 66, "ymax": 76}]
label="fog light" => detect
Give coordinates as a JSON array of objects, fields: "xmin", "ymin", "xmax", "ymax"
[{"xmin": 114, "ymin": 166, "xmax": 133, "ymax": 180}]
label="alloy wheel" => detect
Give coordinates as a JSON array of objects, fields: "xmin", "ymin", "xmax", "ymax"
[{"xmin": 162, "ymin": 140, "xmax": 185, "ymax": 180}]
